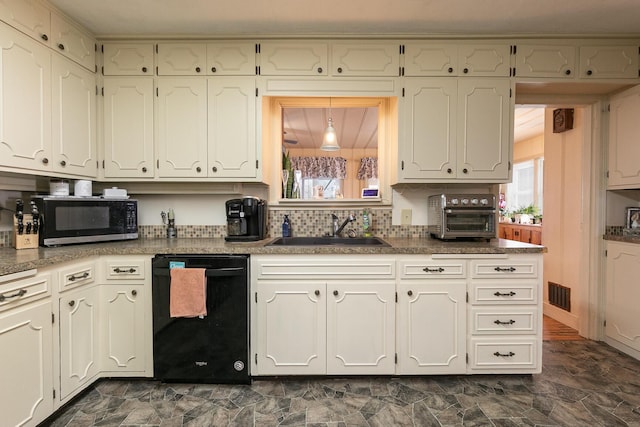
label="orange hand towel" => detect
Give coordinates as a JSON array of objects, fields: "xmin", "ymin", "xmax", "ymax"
[{"xmin": 169, "ymin": 268, "xmax": 207, "ymax": 318}]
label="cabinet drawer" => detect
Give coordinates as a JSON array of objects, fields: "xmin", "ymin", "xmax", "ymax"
[
  {"xmin": 101, "ymin": 257, "xmax": 147, "ymax": 281},
  {"xmin": 470, "ymin": 308, "xmax": 537, "ymax": 334},
  {"xmin": 253, "ymin": 256, "xmax": 395, "ymax": 279},
  {"xmin": 0, "ymin": 270, "xmax": 50, "ymax": 311},
  {"xmin": 468, "ymin": 337, "xmax": 538, "ymax": 371},
  {"xmin": 470, "ymin": 281, "xmax": 537, "ymax": 305},
  {"xmin": 58, "ymin": 260, "xmax": 96, "ymax": 292},
  {"xmin": 470, "ymin": 257, "xmax": 539, "ymax": 278},
  {"xmin": 398, "ymin": 259, "xmax": 465, "ymax": 279}
]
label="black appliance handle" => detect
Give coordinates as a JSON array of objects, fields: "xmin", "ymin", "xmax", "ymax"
[{"xmin": 152, "ymin": 267, "xmax": 246, "ymax": 278}]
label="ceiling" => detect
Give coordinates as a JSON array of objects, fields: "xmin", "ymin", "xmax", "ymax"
[{"xmin": 50, "ymin": 0, "xmax": 640, "ymax": 37}]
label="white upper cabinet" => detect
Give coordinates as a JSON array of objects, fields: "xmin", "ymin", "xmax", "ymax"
[
  {"xmin": 331, "ymin": 42, "xmax": 400, "ymax": 76},
  {"xmin": 579, "ymin": 45, "xmax": 639, "ymax": 78},
  {"xmin": 0, "ymin": 23, "xmax": 51, "ymax": 172},
  {"xmin": 156, "ymin": 78, "xmax": 208, "ymax": 177},
  {"xmin": 404, "ymin": 43, "xmax": 510, "ymax": 77},
  {"xmin": 207, "ymin": 42, "xmax": 256, "ymax": 75},
  {"xmin": 608, "ymin": 84, "xmax": 640, "ymax": 188},
  {"xmin": 207, "ymin": 77, "xmax": 258, "ymax": 179},
  {"xmin": 514, "ymin": 44, "xmax": 576, "ymax": 78},
  {"xmin": 259, "ymin": 41, "xmax": 328, "ymax": 76},
  {"xmin": 102, "ymin": 77, "xmax": 154, "ymax": 178},
  {"xmin": 0, "ymin": 0, "xmax": 50, "ymax": 46},
  {"xmin": 156, "ymin": 43, "xmax": 206, "ymax": 75},
  {"xmin": 50, "ymin": 12, "xmax": 95, "ymax": 71},
  {"xmin": 102, "ymin": 43, "xmax": 154, "ymax": 76},
  {"xmin": 51, "ymin": 54, "xmax": 97, "ymax": 177}
]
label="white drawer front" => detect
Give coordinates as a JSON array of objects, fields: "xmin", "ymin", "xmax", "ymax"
[
  {"xmin": 469, "ymin": 337, "xmax": 538, "ymax": 370},
  {"xmin": 0, "ymin": 271, "xmax": 51, "ymax": 311},
  {"xmin": 58, "ymin": 261, "xmax": 96, "ymax": 292},
  {"xmin": 470, "ymin": 308, "xmax": 537, "ymax": 334},
  {"xmin": 254, "ymin": 256, "xmax": 395, "ymax": 279},
  {"xmin": 470, "ymin": 258, "xmax": 539, "ymax": 279},
  {"xmin": 471, "ymin": 281, "xmax": 537, "ymax": 304},
  {"xmin": 102, "ymin": 258, "xmax": 147, "ymax": 281},
  {"xmin": 398, "ymin": 260, "xmax": 465, "ymax": 279}
]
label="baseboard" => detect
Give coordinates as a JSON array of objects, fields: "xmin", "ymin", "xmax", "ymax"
[
  {"xmin": 543, "ymin": 302, "xmax": 579, "ymax": 329},
  {"xmin": 604, "ymin": 337, "xmax": 640, "ymax": 361}
]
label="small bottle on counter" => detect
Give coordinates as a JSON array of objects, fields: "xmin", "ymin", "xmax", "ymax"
[
  {"xmin": 362, "ymin": 209, "xmax": 372, "ymax": 237},
  {"xmin": 282, "ymin": 214, "xmax": 291, "ymax": 237}
]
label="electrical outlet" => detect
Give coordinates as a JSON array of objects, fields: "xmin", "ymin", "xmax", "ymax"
[{"xmin": 401, "ymin": 209, "xmax": 412, "ymax": 225}]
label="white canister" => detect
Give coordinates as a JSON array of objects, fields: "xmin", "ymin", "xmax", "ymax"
[
  {"xmin": 49, "ymin": 179, "xmax": 69, "ymax": 196},
  {"xmin": 74, "ymin": 180, "xmax": 92, "ymax": 197}
]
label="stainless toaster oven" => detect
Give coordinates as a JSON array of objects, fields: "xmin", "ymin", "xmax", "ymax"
[{"xmin": 427, "ymin": 194, "xmax": 496, "ymax": 240}]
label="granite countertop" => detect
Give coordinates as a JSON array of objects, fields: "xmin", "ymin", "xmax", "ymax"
[
  {"xmin": 603, "ymin": 234, "xmax": 640, "ymax": 244},
  {"xmin": 0, "ymin": 237, "xmax": 545, "ymax": 277}
]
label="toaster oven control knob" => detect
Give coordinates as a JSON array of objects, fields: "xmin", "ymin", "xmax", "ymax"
[
  {"xmin": 450, "ymin": 198, "xmax": 459, "ymax": 206},
  {"xmin": 461, "ymin": 198, "xmax": 469, "ymax": 205},
  {"xmin": 471, "ymin": 198, "xmax": 478, "ymax": 205},
  {"xmin": 480, "ymin": 198, "xmax": 489, "ymax": 205}
]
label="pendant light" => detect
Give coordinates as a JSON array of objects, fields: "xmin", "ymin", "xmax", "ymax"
[{"xmin": 321, "ymin": 97, "xmax": 339, "ymax": 151}]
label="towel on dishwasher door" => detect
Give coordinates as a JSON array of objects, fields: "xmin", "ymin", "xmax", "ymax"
[{"xmin": 169, "ymin": 268, "xmax": 207, "ymax": 318}]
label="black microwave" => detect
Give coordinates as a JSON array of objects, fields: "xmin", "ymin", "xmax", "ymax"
[{"xmin": 32, "ymin": 197, "xmax": 138, "ymax": 247}]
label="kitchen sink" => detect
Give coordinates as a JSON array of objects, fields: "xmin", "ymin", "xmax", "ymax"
[{"xmin": 267, "ymin": 236, "xmax": 390, "ymax": 247}]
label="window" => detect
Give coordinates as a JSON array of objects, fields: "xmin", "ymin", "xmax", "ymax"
[{"xmin": 503, "ymin": 158, "xmax": 544, "ymax": 215}]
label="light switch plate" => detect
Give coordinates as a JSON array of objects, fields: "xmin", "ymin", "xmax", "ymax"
[{"xmin": 401, "ymin": 209, "xmax": 412, "ymax": 225}]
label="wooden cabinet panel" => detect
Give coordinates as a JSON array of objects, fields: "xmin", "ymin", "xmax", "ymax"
[
  {"xmin": 515, "ymin": 44, "xmax": 576, "ymax": 78},
  {"xmin": 579, "ymin": 45, "xmax": 639, "ymax": 79},
  {"xmin": 207, "ymin": 42, "xmax": 256, "ymax": 75},
  {"xmin": 259, "ymin": 41, "xmax": 328, "ymax": 76},
  {"xmin": 608, "ymin": 85, "xmax": 640, "ymax": 188},
  {"xmin": 156, "ymin": 43, "xmax": 206, "ymax": 75},
  {"xmin": 0, "ymin": 0, "xmax": 50, "ymax": 46},
  {"xmin": 499, "ymin": 223, "xmax": 543, "ymax": 244},
  {"xmin": 331, "ymin": 42, "xmax": 399, "ymax": 76},
  {"xmin": 50, "ymin": 12, "xmax": 95, "ymax": 71},
  {"xmin": 102, "ymin": 43, "xmax": 154, "ymax": 76}
]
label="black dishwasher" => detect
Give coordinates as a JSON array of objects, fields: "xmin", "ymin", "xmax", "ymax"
[{"xmin": 152, "ymin": 254, "xmax": 249, "ymax": 384}]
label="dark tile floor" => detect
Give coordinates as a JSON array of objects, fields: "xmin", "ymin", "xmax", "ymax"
[{"xmin": 43, "ymin": 340, "xmax": 640, "ymax": 427}]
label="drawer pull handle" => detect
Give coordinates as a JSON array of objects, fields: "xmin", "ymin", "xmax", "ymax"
[
  {"xmin": 494, "ymin": 291, "xmax": 516, "ymax": 297},
  {"xmin": 68, "ymin": 272, "xmax": 89, "ymax": 281},
  {"xmin": 0, "ymin": 289, "xmax": 27, "ymax": 302},
  {"xmin": 494, "ymin": 266, "xmax": 516, "ymax": 272},
  {"xmin": 493, "ymin": 319, "xmax": 516, "ymax": 325},
  {"xmin": 423, "ymin": 267, "xmax": 445, "ymax": 273},
  {"xmin": 114, "ymin": 267, "xmax": 136, "ymax": 274},
  {"xmin": 493, "ymin": 351, "xmax": 515, "ymax": 357}
]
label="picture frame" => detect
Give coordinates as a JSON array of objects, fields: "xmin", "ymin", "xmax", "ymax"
[{"xmin": 626, "ymin": 207, "xmax": 640, "ymax": 230}]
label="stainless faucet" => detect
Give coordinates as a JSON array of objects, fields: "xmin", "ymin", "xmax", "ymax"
[{"xmin": 332, "ymin": 213, "xmax": 356, "ymax": 237}]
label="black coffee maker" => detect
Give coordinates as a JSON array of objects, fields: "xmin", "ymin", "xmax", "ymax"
[{"xmin": 225, "ymin": 197, "xmax": 267, "ymax": 242}]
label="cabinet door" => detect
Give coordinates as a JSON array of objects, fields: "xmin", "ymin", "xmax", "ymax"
[
  {"xmin": 0, "ymin": 0, "xmax": 50, "ymax": 45},
  {"xmin": 0, "ymin": 23, "xmax": 51, "ymax": 172},
  {"xmin": 579, "ymin": 45, "xmax": 639, "ymax": 79},
  {"xmin": 103, "ymin": 77, "xmax": 154, "ymax": 178},
  {"xmin": 331, "ymin": 42, "xmax": 399, "ymax": 76},
  {"xmin": 50, "ymin": 12, "xmax": 95, "ymax": 71},
  {"xmin": 0, "ymin": 300, "xmax": 53, "ymax": 427},
  {"xmin": 458, "ymin": 44, "xmax": 511, "ymax": 77},
  {"xmin": 515, "ymin": 44, "xmax": 576, "ymax": 78},
  {"xmin": 529, "ymin": 229, "xmax": 542, "ymax": 245},
  {"xmin": 396, "ymin": 281, "xmax": 467, "ymax": 374},
  {"xmin": 156, "ymin": 78, "xmax": 208, "ymax": 177},
  {"xmin": 101, "ymin": 285, "xmax": 146, "ymax": 373},
  {"xmin": 102, "ymin": 43, "xmax": 154, "ymax": 76},
  {"xmin": 207, "ymin": 77, "xmax": 257, "ymax": 178},
  {"xmin": 403, "ymin": 42, "xmax": 457, "ymax": 76},
  {"xmin": 326, "ymin": 282, "xmax": 395, "ymax": 375},
  {"xmin": 457, "ymin": 78, "xmax": 511, "ymax": 180},
  {"xmin": 51, "ymin": 55, "xmax": 97, "ymax": 177},
  {"xmin": 605, "ymin": 242, "xmax": 640, "ymax": 353},
  {"xmin": 59, "ymin": 286, "xmax": 100, "ymax": 400},
  {"xmin": 608, "ymin": 84, "xmax": 640, "ymax": 188},
  {"xmin": 207, "ymin": 42, "xmax": 256, "ymax": 75},
  {"xmin": 259, "ymin": 41, "xmax": 328, "ymax": 76},
  {"xmin": 157, "ymin": 43, "xmax": 206, "ymax": 75},
  {"xmin": 400, "ymin": 78, "xmax": 456, "ymax": 179},
  {"xmin": 255, "ymin": 281, "xmax": 326, "ymax": 375}
]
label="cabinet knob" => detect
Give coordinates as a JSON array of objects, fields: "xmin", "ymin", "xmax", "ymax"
[
  {"xmin": 317, "ymin": 67, "xmax": 323, "ymax": 73},
  {"xmin": 462, "ymin": 168, "xmax": 468, "ymax": 174},
  {"xmin": 407, "ymin": 290, "xmax": 413, "ymax": 296},
  {"xmin": 41, "ymin": 34, "xmax": 48, "ymax": 41},
  {"xmin": 42, "ymin": 157, "xmax": 49, "ymax": 165},
  {"xmin": 132, "ymin": 290, "xmax": 137, "ymax": 296},
  {"xmin": 314, "ymin": 290, "xmax": 320, "ymax": 296},
  {"xmin": 586, "ymin": 69, "xmax": 593, "ymax": 76},
  {"xmin": 211, "ymin": 66, "xmax": 217, "ymax": 73},
  {"xmin": 58, "ymin": 43, "xmax": 65, "ymax": 51},
  {"xmin": 196, "ymin": 166, "xmax": 202, "ymax": 173},
  {"xmin": 142, "ymin": 66, "xmax": 147, "ymax": 73},
  {"xmin": 337, "ymin": 67, "xmax": 343, "ymax": 73},
  {"xmin": 565, "ymin": 69, "xmax": 571, "ymax": 75},
  {"xmin": 60, "ymin": 160, "xmax": 66, "ymax": 167},
  {"xmin": 195, "ymin": 66, "xmax": 201, "ymax": 73},
  {"xmin": 448, "ymin": 67, "xmax": 453, "ymax": 73},
  {"xmin": 463, "ymin": 68, "xmax": 469, "ymax": 74},
  {"xmin": 446, "ymin": 168, "xmax": 452, "ymax": 174},
  {"xmin": 68, "ymin": 300, "xmax": 75, "ymax": 307},
  {"xmin": 211, "ymin": 166, "xmax": 218, "ymax": 173},
  {"xmin": 142, "ymin": 166, "xmax": 147, "ymax": 173},
  {"xmin": 333, "ymin": 290, "xmax": 339, "ymax": 296}
]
